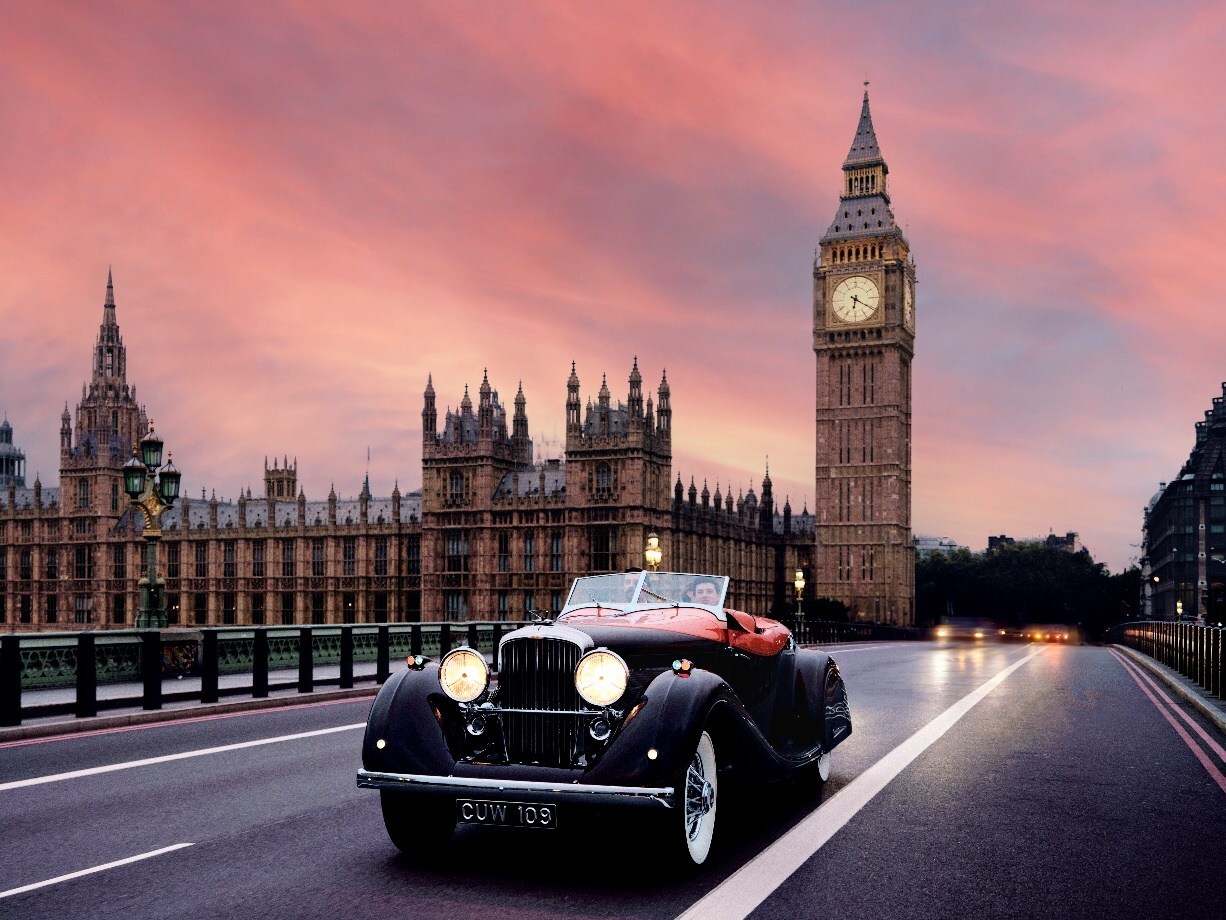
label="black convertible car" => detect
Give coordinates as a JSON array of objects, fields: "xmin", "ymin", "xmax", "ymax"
[{"xmin": 357, "ymin": 570, "xmax": 852, "ymax": 866}]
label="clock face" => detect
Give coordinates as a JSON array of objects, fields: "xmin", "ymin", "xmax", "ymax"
[
  {"xmin": 903, "ymin": 279, "xmax": 914, "ymax": 328},
  {"xmin": 831, "ymin": 275, "xmax": 880, "ymax": 323}
]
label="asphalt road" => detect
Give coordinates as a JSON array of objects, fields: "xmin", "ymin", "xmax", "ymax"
[{"xmin": 1, "ymin": 642, "xmax": 1223, "ymax": 920}]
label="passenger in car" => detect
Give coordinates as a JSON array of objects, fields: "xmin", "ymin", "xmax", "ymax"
[
  {"xmin": 621, "ymin": 568, "xmax": 643, "ymax": 602},
  {"xmin": 686, "ymin": 576, "xmax": 721, "ymax": 605}
]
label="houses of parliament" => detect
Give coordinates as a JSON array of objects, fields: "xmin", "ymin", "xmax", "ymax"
[{"xmin": 0, "ymin": 92, "xmax": 915, "ymax": 631}]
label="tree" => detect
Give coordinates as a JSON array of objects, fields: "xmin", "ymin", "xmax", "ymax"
[{"xmin": 916, "ymin": 544, "xmax": 1140, "ymax": 641}]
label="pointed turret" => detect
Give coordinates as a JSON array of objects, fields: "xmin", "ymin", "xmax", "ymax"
[
  {"xmin": 656, "ymin": 370, "xmax": 671, "ymax": 440},
  {"xmin": 423, "ymin": 374, "xmax": 438, "ymax": 447},
  {"xmin": 566, "ymin": 361, "xmax": 582, "ymax": 440}
]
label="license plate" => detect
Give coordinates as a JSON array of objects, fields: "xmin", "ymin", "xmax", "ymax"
[{"xmin": 456, "ymin": 799, "xmax": 558, "ymax": 829}]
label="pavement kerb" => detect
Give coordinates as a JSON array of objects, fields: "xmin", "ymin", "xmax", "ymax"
[
  {"xmin": 1112, "ymin": 643, "xmax": 1226, "ymax": 737},
  {"xmin": 0, "ymin": 685, "xmax": 378, "ymax": 744}
]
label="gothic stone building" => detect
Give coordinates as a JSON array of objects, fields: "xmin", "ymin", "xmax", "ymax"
[
  {"xmin": 0, "ymin": 278, "xmax": 813, "ymax": 632},
  {"xmin": 812, "ymin": 90, "xmax": 915, "ymax": 625}
]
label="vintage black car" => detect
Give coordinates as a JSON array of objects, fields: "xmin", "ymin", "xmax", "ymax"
[{"xmin": 357, "ymin": 570, "xmax": 852, "ymax": 866}]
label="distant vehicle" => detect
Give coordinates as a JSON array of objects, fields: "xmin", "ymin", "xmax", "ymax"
[
  {"xmin": 357, "ymin": 570, "xmax": 852, "ymax": 867},
  {"xmin": 1021, "ymin": 625, "xmax": 1074, "ymax": 643},
  {"xmin": 932, "ymin": 617, "xmax": 997, "ymax": 641}
]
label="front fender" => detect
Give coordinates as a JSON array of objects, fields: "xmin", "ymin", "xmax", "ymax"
[
  {"xmin": 361, "ymin": 664, "xmax": 456, "ymax": 776},
  {"xmin": 584, "ymin": 669, "xmax": 731, "ymax": 787}
]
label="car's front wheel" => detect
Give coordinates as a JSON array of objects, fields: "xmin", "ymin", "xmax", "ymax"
[
  {"xmin": 380, "ymin": 791, "xmax": 454, "ymax": 857},
  {"xmin": 668, "ymin": 730, "xmax": 718, "ymax": 867}
]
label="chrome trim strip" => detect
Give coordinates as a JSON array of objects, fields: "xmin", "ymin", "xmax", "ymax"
[{"xmin": 357, "ymin": 768, "xmax": 675, "ymax": 806}]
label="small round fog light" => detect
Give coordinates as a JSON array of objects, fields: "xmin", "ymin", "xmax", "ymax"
[
  {"xmin": 589, "ymin": 716, "xmax": 611, "ymax": 742},
  {"xmin": 647, "ymin": 748, "xmax": 658, "ymax": 761},
  {"xmin": 376, "ymin": 739, "xmax": 386, "ymax": 750}
]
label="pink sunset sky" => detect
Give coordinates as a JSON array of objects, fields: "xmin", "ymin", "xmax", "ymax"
[{"xmin": 3, "ymin": 1, "xmax": 1224, "ymax": 574}]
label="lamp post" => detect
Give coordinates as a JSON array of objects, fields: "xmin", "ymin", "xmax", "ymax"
[
  {"xmin": 123, "ymin": 424, "xmax": 182, "ymax": 629},
  {"xmin": 793, "ymin": 568, "xmax": 805, "ymax": 626},
  {"xmin": 644, "ymin": 533, "xmax": 662, "ymax": 572}
]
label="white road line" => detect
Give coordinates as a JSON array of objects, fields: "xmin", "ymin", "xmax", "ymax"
[
  {"xmin": 0, "ymin": 723, "xmax": 366, "ymax": 792},
  {"xmin": 676, "ymin": 647, "xmax": 1045, "ymax": 920},
  {"xmin": 0, "ymin": 843, "xmax": 194, "ymax": 899}
]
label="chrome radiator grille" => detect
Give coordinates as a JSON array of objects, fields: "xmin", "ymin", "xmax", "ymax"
[{"xmin": 499, "ymin": 637, "xmax": 584, "ymax": 767}]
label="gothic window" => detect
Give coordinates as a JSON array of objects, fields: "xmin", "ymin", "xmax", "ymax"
[
  {"xmin": 523, "ymin": 533, "xmax": 536, "ymax": 573},
  {"xmin": 497, "ymin": 532, "xmax": 510, "ymax": 573},
  {"xmin": 194, "ymin": 594, "xmax": 207, "ymax": 625},
  {"xmin": 281, "ymin": 591, "xmax": 295, "ymax": 624},
  {"xmin": 373, "ymin": 592, "xmax": 388, "ymax": 622},
  {"xmin": 550, "ymin": 532, "xmax": 563, "ymax": 572},
  {"xmin": 311, "ymin": 592, "xmax": 325, "ymax": 624},
  {"xmin": 223, "ymin": 541, "xmax": 236, "ymax": 579},
  {"xmin": 252, "ymin": 540, "xmax": 265, "ymax": 578},
  {"xmin": 251, "ymin": 594, "xmax": 265, "ymax": 625},
  {"xmin": 449, "ymin": 470, "xmax": 465, "ymax": 504},
  {"xmin": 75, "ymin": 545, "xmax": 93, "ymax": 580},
  {"xmin": 523, "ymin": 591, "xmax": 536, "ymax": 616},
  {"xmin": 343, "ymin": 538, "xmax": 357, "ymax": 576},
  {"xmin": 75, "ymin": 594, "xmax": 91, "ymax": 624},
  {"xmin": 374, "ymin": 538, "xmax": 388, "ymax": 576},
  {"xmin": 167, "ymin": 543, "xmax": 180, "ymax": 579},
  {"xmin": 111, "ymin": 481, "xmax": 120, "ymax": 513},
  {"xmin": 407, "ymin": 536, "xmax": 420, "ymax": 576},
  {"xmin": 45, "ymin": 595, "xmax": 57, "ymax": 625},
  {"xmin": 19, "ymin": 550, "xmax": 32, "ymax": 581},
  {"xmin": 222, "ymin": 592, "xmax": 237, "ymax": 625},
  {"xmin": 166, "ymin": 593, "xmax": 179, "ymax": 625},
  {"xmin": 342, "ymin": 592, "xmax": 355, "ymax": 621},
  {"xmin": 112, "ymin": 545, "xmax": 125, "ymax": 581},
  {"xmin": 282, "ymin": 540, "xmax": 295, "ymax": 577},
  {"xmin": 19, "ymin": 595, "xmax": 31, "ymax": 624},
  {"xmin": 312, "ymin": 539, "xmax": 326, "ymax": 577},
  {"xmin": 78, "ymin": 479, "xmax": 90, "ymax": 509},
  {"xmin": 445, "ymin": 591, "xmax": 468, "ymax": 620},
  {"xmin": 595, "ymin": 462, "xmax": 613, "ymax": 498},
  {"xmin": 45, "ymin": 548, "xmax": 58, "ymax": 580},
  {"xmin": 551, "ymin": 591, "xmax": 562, "ymax": 615},
  {"xmin": 444, "ymin": 531, "xmax": 469, "ymax": 573},
  {"xmin": 195, "ymin": 542, "xmax": 207, "ymax": 578},
  {"xmin": 497, "ymin": 591, "xmax": 509, "ymax": 620},
  {"xmin": 590, "ymin": 527, "xmax": 618, "ymax": 573}
]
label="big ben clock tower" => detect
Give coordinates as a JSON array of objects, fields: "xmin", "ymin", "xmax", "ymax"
[{"xmin": 813, "ymin": 89, "xmax": 915, "ymax": 625}]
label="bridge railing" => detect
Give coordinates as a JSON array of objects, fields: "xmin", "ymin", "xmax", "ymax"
[
  {"xmin": 0, "ymin": 617, "xmax": 919, "ymax": 728},
  {"xmin": 0, "ymin": 622, "xmax": 519, "ymax": 728},
  {"xmin": 792, "ymin": 618, "xmax": 923, "ymax": 645},
  {"xmin": 1107, "ymin": 620, "xmax": 1224, "ymax": 700}
]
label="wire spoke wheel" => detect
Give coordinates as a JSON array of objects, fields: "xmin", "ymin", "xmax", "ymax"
[{"xmin": 679, "ymin": 730, "xmax": 717, "ymax": 865}]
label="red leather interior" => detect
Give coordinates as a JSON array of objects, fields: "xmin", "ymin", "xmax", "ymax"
[{"xmin": 726, "ymin": 610, "xmax": 790, "ymax": 657}]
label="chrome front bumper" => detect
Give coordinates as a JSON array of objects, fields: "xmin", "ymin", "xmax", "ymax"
[{"xmin": 356, "ymin": 769, "xmax": 676, "ymax": 810}]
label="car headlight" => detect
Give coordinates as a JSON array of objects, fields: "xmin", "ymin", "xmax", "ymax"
[
  {"xmin": 574, "ymin": 649, "xmax": 629, "ymax": 707},
  {"xmin": 438, "ymin": 647, "xmax": 489, "ymax": 703}
]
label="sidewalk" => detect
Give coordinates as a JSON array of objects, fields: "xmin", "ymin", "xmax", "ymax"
[{"xmin": 0, "ymin": 662, "xmax": 389, "ymax": 743}]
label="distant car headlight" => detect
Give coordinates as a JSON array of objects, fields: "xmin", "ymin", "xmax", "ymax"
[
  {"xmin": 574, "ymin": 649, "xmax": 629, "ymax": 707},
  {"xmin": 438, "ymin": 647, "xmax": 489, "ymax": 703}
]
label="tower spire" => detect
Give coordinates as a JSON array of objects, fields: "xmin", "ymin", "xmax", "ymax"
[{"xmin": 843, "ymin": 88, "xmax": 883, "ymax": 168}]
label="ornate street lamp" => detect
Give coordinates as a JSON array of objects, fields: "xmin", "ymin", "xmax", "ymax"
[
  {"xmin": 793, "ymin": 568, "xmax": 805, "ymax": 624},
  {"xmin": 123, "ymin": 423, "xmax": 182, "ymax": 628},
  {"xmin": 644, "ymin": 533, "xmax": 662, "ymax": 572}
]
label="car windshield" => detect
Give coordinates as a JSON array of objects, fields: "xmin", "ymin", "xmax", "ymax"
[{"xmin": 563, "ymin": 571, "xmax": 729, "ymax": 613}]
